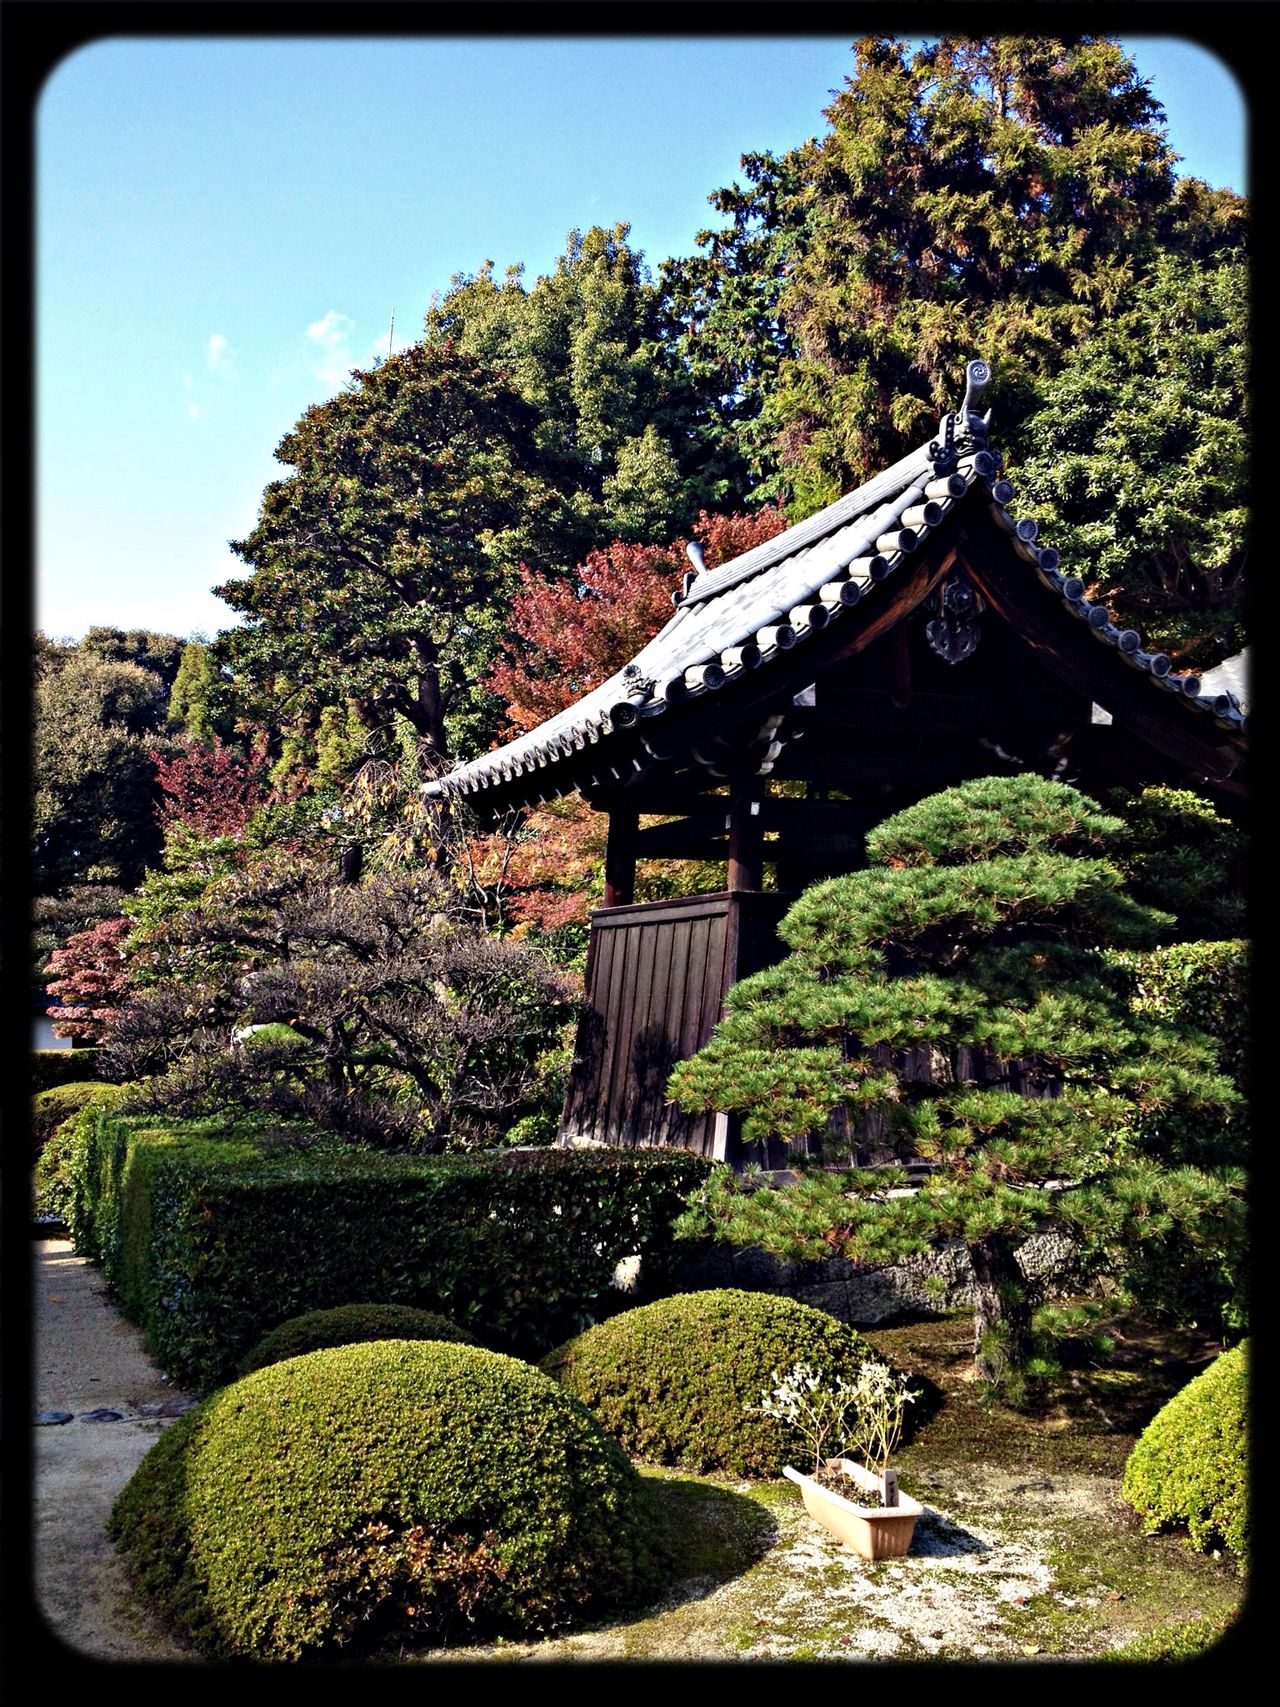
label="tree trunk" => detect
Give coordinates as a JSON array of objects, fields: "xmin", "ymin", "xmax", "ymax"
[
  {"xmin": 968, "ymin": 1231, "xmax": 1031, "ymax": 1386},
  {"xmin": 410, "ymin": 633, "xmax": 449, "ymax": 771}
]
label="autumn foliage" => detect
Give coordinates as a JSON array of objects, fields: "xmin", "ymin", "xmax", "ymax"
[
  {"xmin": 44, "ymin": 916, "xmax": 133, "ymax": 1042},
  {"xmin": 151, "ymin": 736, "xmax": 269, "ymax": 840},
  {"xmin": 487, "ymin": 509, "xmax": 788, "ymax": 737},
  {"xmin": 473, "ymin": 509, "xmax": 788, "ymax": 935}
]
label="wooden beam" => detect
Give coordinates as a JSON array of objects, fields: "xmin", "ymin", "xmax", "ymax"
[
  {"xmin": 602, "ymin": 805, "xmax": 638, "ymax": 907},
  {"xmin": 726, "ymin": 782, "xmax": 765, "ymax": 892},
  {"xmin": 798, "ymin": 689, "xmax": 1016, "ymax": 734},
  {"xmin": 951, "ymin": 514, "xmax": 1245, "ymax": 785},
  {"xmin": 768, "ymin": 750, "xmax": 982, "ymax": 791},
  {"xmin": 635, "ymin": 809, "xmax": 730, "ymax": 858}
]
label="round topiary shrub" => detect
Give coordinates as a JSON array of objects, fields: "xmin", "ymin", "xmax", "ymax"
[
  {"xmin": 237, "ymin": 1302, "xmax": 477, "ymax": 1376},
  {"xmin": 541, "ymin": 1288, "xmax": 890, "ymax": 1477},
  {"xmin": 1121, "ymin": 1342, "xmax": 1248, "ymax": 1561},
  {"xmin": 108, "ymin": 1339, "xmax": 665, "ymax": 1660}
]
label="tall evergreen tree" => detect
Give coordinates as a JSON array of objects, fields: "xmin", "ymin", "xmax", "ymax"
[
  {"xmin": 1009, "ymin": 253, "xmax": 1248, "ymax": 664},
  {"xmin": 665, "ymin": 36, "xmax": 1247, "ymax": 516},
  {"xmin": 425, "ymin": 223, "xmax": 721, "ymax": 540},
  {"xmin": 213, "ymin": 342, "xmax": 578, "ymax": 771},
  {"xmin": 166, "ymin": 639, "xmax": 234, "ymax": 744},
  {"xmin": 33, "ymin": 641, "xmax": 169, "ymax": 890}
]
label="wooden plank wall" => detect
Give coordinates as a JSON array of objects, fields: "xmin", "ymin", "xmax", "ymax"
[{"xmin": 559, "ymin": 891, "xmax": 792, "ymax": 1156}]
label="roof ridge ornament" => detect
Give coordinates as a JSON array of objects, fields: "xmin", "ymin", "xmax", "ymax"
[{"xmin": 930, "ymin": 359, "xmax": 992, "ymax": 475}]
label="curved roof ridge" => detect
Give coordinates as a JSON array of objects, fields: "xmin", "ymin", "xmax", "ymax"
[
  {"xmin": 424, "ymin": 362, "xmax": 1246, "ymax": 807},
  {"xmin": 680, "ymin": 436, "xmax": 938, "ymax": 607}
]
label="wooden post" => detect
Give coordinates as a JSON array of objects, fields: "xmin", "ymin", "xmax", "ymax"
[
  {"xmin": 603, "ymin": 805, "xmax": 638, "ymax": 907},
  {"xmin": 889, "ymin": 623, "xmax": 913, "ymax": 710},
  {"xmin": 726, "ymin": 782, "xmax": 764, "ymax": 892}
]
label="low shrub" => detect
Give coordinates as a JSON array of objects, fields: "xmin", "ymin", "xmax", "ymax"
[
  {"xmin": 1121, "ymin": 1342, "xmax": 1248, "ymax": 1561},
  {"xmin": 108, "ymin": 1339, "xmax": 665, "ymax": 1660},
  {"xmin": 70, "ymin": 1111, "xmax": 710, "ymax": 1389},
  {"xmin": 32, "ymin": 1048, "xmax": 101, "ymax": 1093},
  {"xmin": 238, "ymin": 1303, "xmax": 477, "ymax": 1375},
  {"xmin": 542, "ymin": 1288, "xmax": 891, "ymax": 1477}
]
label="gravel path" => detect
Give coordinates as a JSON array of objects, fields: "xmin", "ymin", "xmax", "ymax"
[{"xmin": 33, "ymin": 1239, "xmax": 199, "ymax": 1663}]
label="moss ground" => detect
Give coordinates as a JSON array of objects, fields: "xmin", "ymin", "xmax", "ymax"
[{"xmin": 382, "ymin": 1306, "xmax": 1246, "ymax": 1665}]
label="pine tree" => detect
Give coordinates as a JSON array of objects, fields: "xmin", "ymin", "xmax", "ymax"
[{"xmin": 669, "ymin": 775, "xmax": 1240, "ymax": 1394}]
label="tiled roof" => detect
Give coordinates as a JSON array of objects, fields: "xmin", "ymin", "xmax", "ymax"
[
  {"xmin": 426, "ymin": 363, "xmax": 1246, "ymax": 804},
  {"xmin": 1200, "ymin": 647, "xmax": 1250, "ymax": 714}
]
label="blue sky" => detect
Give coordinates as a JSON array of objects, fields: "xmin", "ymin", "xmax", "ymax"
[{"xmin": 35, "ymin": 34, "xmax": 1248, "ymax": 643}]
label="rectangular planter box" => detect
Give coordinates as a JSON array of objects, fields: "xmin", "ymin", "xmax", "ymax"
[{"xmin": 783, "ymin": 1458, "xmax": 922, "ymax": 1559}]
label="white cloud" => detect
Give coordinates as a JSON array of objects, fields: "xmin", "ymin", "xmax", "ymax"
[
  {"xmin": 206, "ymin": 332, "xmax": 234, "ymax": 374},
  {"xmin": 306, "ymin": 309, "xmax": 356, "ymax": 384}
]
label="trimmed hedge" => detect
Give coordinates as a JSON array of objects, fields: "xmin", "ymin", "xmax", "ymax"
[
  {"xmin": 1121, "ymin": 1343, "xmax": 1248, "ymax": 1561},
  {"xmin": 70, "ymin": 1109, "xmax": 711, "ymax": 1390},
  {"xmin": 32, "ymin": 1047, "xmax": 101, "ymax": 1093},
  {"xmin": 108, "ymin": 1339, "xmax": 665, "ymax": 1660},
  {"xmin": 238, "ymin": 1303, "xmax": 476, "ymax": 1375},
  {"xmin": 32, "ymin": 1081, "xmax": 112, "ymax": 1154},
  {"xmin": 33, "ymin": 1084, "xmax": 124, "ymax": 1221},
  {"xmin": 542, "ymin": 1288, "xmax": 888, "ymax": 1477}
]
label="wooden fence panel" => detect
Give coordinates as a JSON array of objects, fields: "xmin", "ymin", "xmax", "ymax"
[{"xmin": 559, "ymin": 891, "xmax": 793, "ymax": 1156}]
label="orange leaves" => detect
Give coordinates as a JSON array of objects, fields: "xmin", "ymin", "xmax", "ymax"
[{"xmin": 485, "ymin": 509, "xmax": 789, "ymax": 738}]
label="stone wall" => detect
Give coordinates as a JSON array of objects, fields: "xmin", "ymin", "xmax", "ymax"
[{"xmin": 643, "ymin": 1230, "xmax": 1085, "ymax": 1326}]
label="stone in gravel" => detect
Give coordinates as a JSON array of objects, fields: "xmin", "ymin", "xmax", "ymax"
[
  {"xmin": 80, "ymin": 1408, "xmax": 125, "ymax": 1422},
  {"xmin": 135, "ymin": 1402, "xmax": 166, "ymax": 1417},
  {"xmin": 160, "ymin": 1397, "xmax": 197, "ymax": 1417},
  {"xmin": 35, "ymin": 1411, "xmax": 75, "ymax": 1426}
]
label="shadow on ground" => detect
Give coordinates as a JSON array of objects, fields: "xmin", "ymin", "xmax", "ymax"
[{"xmin": 909, "ymin": 1507, "xmax": 989, "ymax": 1559}]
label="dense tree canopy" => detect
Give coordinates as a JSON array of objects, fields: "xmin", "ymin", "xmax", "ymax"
[
  {"xmin": 665, "ymin": 35, "xmax": 1247, "ymax": 527},
  {"xmin": 33, "ymin": 642, "xmax": 169, "ymax": 891},
  {"xmin": 424, "ymin": 223, "xmax": 725, "ymax": 540},
  {"xmin": 166, "ymin": 639, "xmax": 236, "ymax": 744},
  {"xmin": 214, "ymin": 342, "xmax": 580, "ymax": 770},
  {"xmin": 80, "ymin": 627, "xmax": 187, "ymax": 695},
  {"xmin": 1010, "ymin": 253, "xmax": 1248, "ymax": 663}
]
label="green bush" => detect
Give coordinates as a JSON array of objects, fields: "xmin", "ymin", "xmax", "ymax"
[
  {"xmin": 71, "ymin": 1110, "xmax": 710, "ymax": 1390},
  {"xmin": 542, "ymin": 1288, "xmax": 889, "ymax": 1476},
  {"xmin": 1110, "ymin": 938, "xmax": 1248, "ymax": 1108},
  {"xmin": 32, "ymin": 1047, "xmax": 101, "ymax": 1092},
  {"xmin": 33, "ymin": 1084, "xmax": 124, "ymax": 1221},
  {"xmin": 108, "ymin": 1339, "xmax": 665, "ymax": 1660},
  {"xmin": 1121, "ymin": 1343, "xmax": 1248, "ymax": 1561},
  {"xmin": 238, "ymin": 1303, "xmax": 477, "ymax": 1375}
]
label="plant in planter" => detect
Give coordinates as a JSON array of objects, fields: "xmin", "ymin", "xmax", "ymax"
[{"xmin": 762, "ymin": 1359, "xmax": 922, "ymax": 1560}]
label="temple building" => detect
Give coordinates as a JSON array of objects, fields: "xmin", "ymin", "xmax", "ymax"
[{"xmin": 425, "ymin": 362, "xmax": 1247, "ymax": 1163}]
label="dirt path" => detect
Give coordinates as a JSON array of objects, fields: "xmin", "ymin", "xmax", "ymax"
[{"xmin": 33, "ymin": 1239, "xmax": 198, "ymax": 1663}]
